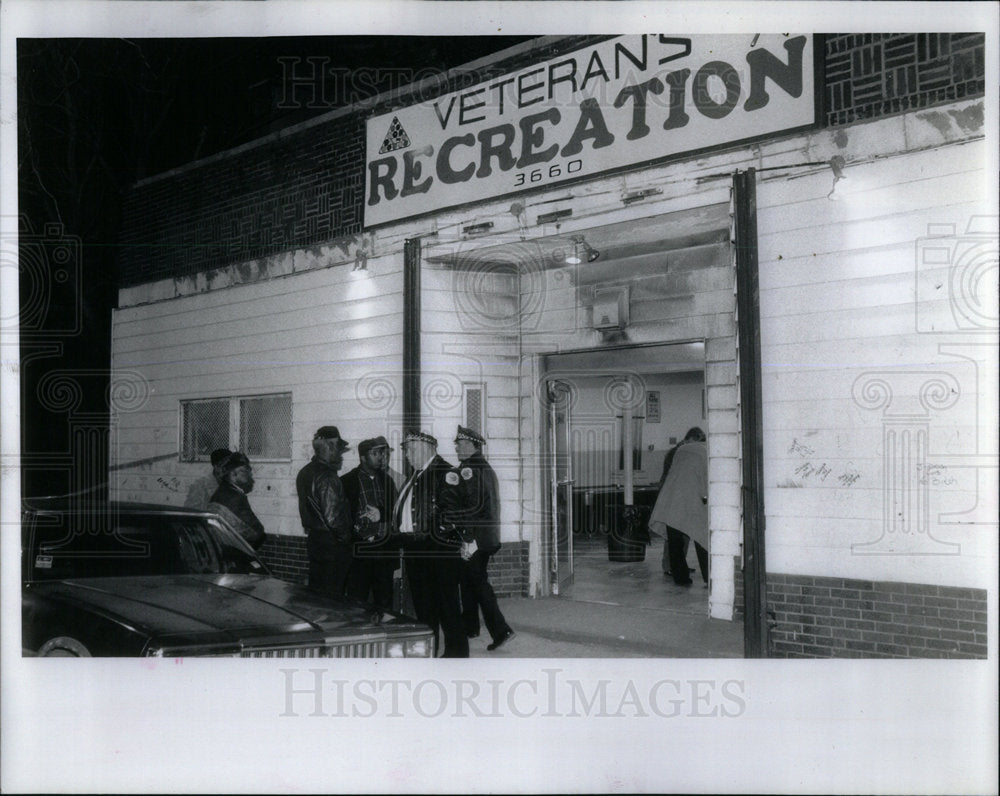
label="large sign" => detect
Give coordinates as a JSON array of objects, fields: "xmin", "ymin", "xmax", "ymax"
[{"xmin": 365, "ymin": 34, "xmax": 814, "ymax": 227}]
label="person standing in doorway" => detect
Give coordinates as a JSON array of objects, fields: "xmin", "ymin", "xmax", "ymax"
[
  {"xmin": 393, "ymin": 430, "xmax": 468, "ymax": 658},
  {"xmin": 446, "ymin": 425, "xmax": 515, "ymax": 651},
  {"xmin": 208, "ymin": 451, "xmax": 267, "ymax": 550},
  {"xmin": 342, "ymin": 436, "xmax": 399, "ymax": 611},
  {"xmin": 649, "ymin": 427, "xmax": 709, "ymax": 587},
  {"xmin": 296, "ymin": 426, "xmax": 354, "ymax": 598}
]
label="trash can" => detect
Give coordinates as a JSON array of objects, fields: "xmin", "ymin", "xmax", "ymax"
[{"xmin": 607, "ymin": 504, "xmax": 651, "ymax": 562}]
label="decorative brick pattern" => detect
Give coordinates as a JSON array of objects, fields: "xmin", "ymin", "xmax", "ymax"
[
  {"xmin": 825, "ymin": 33, "xmax": 985, "ymax": 126},
  {"xmin": 119, "ymin": 34, "xmax": 985, "ymax": 289},
  {"xmin": 259, "ymin": 533, "xmax": 530, "ymax": 597},
  {"xmin": 767, "ymin": 573, "xmax": 987, "ymax": 659}
]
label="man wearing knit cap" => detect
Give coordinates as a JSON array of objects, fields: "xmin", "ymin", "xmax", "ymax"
[
  {"xmin": 446, "ymin": 425, "xmax": 514, "ymax": 651},
  {"xmin": 208, "ymin": 451, "xmax": 267, "ymax": 550},
  {"xmin": 296, "ymin": 426, "xmax": 354, "ymax": 598},
  {"xmin": 342, "ymin": 436, "xmax": 399, "ymax": 611},
  {"xmin": 393, "ymin": 430, "xmax": 467, "ymax": 657},
  {"xmin": 184, "ymin": 447, "xmax": 233, "ymax": 510}
]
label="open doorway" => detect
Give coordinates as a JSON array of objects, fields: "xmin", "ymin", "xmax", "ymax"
[{"xmin": 542, "ymin": 342, "xmax": 714, "ymax": 617}]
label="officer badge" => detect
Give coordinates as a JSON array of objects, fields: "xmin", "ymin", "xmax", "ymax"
[
  {"xmin": 445, "ymin": 471, "xmax": 460, "ymax": 485},
  {"xmin": 461, "ymin": 467, "xmax": 473, "ymax": 480}
]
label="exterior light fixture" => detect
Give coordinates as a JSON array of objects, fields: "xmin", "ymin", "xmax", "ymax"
[
  {"xmin": 827, "ymin": 155, "xmax": 847, "ymax": 200},
  {"xmin": 565, "ymin": 235, "xmax": 600, "ymax": 264}
]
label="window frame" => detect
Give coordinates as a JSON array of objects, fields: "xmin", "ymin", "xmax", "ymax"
[{"xmin": 179, "ymin": 392, "xmax": 292, "ymax": 463}]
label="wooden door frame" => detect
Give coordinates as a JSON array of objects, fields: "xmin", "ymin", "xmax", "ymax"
[{"xmin": 733, "ymin": 168, "xmax": 770, "ymax": 658}]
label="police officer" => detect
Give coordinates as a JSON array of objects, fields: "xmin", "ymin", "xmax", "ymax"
[
  {"xmin": 446, "ymin": 425, "xmax": 515, "ymax": 651},
  {"xmin": 393, "ymin": 430, "xmax": 468, "ymax": 658}
]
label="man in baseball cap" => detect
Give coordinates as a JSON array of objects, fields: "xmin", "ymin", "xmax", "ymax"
[
  {"xmin": 342, "ymin": 436, "xmax": 399, "ymax": 611},
  {"xmin": 296, "ymin": 425, "xmax": 354, "ymax": 598}
]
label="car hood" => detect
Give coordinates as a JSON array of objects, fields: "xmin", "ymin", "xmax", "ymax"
[{"xmin": 29, "ymin": 574, "xmax": 422, "ymax": 645}]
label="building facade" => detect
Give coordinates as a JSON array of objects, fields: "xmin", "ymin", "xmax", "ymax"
[{"xmin": 111, "ymin": 33, "xmax": 993, "ymax": 658}]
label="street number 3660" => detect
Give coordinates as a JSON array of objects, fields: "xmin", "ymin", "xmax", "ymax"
[{"xmin": 514, "ymin": 160, "xmax": 583, "ymax": 186}]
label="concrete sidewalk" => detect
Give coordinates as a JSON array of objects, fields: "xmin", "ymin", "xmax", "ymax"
[
  {"xmin": 468, "ymin": 594, "xmax": 744, "ymax": 658},
  {"xmin": 467, "ymin": 539, "xmax": 745, "ymax": 658}
]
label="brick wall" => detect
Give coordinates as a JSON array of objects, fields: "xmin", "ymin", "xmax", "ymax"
[
  {"xmin": 259, "ymin": 534, "xmax": 310, "ymax": 585},
  {"xmin": 767, "ymin": 573, "xmax": 987, "ymax": 659},
  {"xmin": 487, "ymin": 541, "xmax": 531, "ymax": 597},
  {"xmin": 732, "ymin": 556, "xmax": 745, "ymax": 620},
  {"xmin": 119, "ymin": 33, "xmax": 986, "ymax": 288},
  {"xmin": 119, "ymin": 112, "xmax": 366, "ymax": 286},
  {"xmin": 259, "ymin": 534, "xmax": 530, "ymax": 598},
  {"xmin": 117, "ymin": 36, "xmax": 604, "ymax": 288}
]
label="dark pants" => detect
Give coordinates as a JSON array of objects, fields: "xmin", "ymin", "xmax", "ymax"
[
  {"xmin": 404, "ymin": 550, "xmax": 468, "ymax": 658},
  {"xmin": 461, "ymin": 546, "xmax": 511, "ymax": 643},
  {"xmin": 346, "ymin": 549, "xmax": 397, "ymax": 611},
  {"xmin": 308, "ymin": 543, "xmax": 353, "ymax": 599},
  {"xmin": 666, "ymin": 526, "xmax": 708, "ymax": 585}
]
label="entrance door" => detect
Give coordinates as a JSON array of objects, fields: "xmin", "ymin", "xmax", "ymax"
[{"xmin": 546, "ymin": 379, "xmax": 574, "ymax": 594}]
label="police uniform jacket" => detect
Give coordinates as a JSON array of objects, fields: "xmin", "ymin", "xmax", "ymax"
[
  {"xmin": 393, "ymin": 454, "xmax": 460, "ymax": 551},
  {"xmin": 444, "ymin": 451, "xmax": 501, "ymax": 552}
]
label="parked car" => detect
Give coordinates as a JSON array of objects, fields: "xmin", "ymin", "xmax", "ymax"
[{"xmin": 21, "ymin": 499, "xmax": 434, "ymax": 658}]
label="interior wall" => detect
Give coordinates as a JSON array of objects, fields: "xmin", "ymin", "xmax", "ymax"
[{"xmin": 562, "ymin": 371, "xmax": 705, "ymax": 489}]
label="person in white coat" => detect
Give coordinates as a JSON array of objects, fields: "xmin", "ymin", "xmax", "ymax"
[{"xmin": 649, "ymin": 427, "xmax": 708, "ymax": 586}]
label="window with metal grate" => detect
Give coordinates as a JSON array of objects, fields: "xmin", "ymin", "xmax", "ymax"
[{"xmin": 180, "ymin": 393, "xmax": 292, "ymax": 461}]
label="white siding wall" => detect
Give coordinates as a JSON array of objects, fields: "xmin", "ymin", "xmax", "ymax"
[
  {"xmin": 111, "ymin": 255, "xmax": 405, "ymax": 536},
  {"xmin": 756, "ymin": 139, "xmax": 996, "ymax": 589},
  {"xmin": 418, "ymin": 259, "xmax": 523, "ymax": 541}
]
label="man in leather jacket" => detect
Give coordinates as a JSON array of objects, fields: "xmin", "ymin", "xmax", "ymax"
[
  {"xmin": 296, "ymin": 426, "xmax": 354, "ymax": 598},
  {"xmin": 393, "ymin": 430, "xmax": 468, "ymax": 658}
]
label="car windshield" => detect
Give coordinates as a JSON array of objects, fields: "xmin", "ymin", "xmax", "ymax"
[{"xmin": 23, "ymin": 510, "xmax": 266, "ymax": 581}]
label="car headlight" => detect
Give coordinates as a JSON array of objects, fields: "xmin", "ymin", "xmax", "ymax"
[
  {"xmin": 404, "ymin": 637, "xmax": 431, "ymax": 657},
  {"xmin": 386, "ymin": 636, "xmax": 433, "ymax": 658}
]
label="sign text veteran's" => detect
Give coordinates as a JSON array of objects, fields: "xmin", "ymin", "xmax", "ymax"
[{"xmin": 364, "ymin": 35, "xmax": 814, "ymax": 226}]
